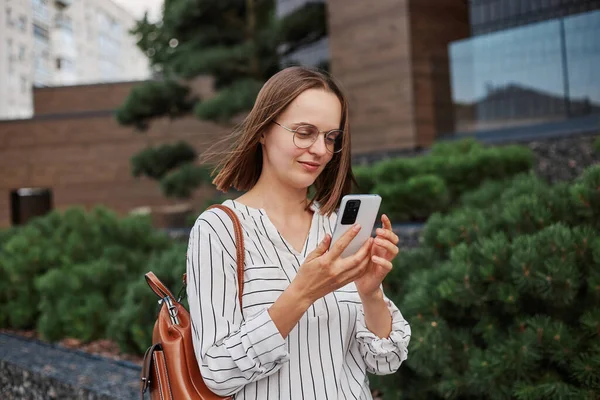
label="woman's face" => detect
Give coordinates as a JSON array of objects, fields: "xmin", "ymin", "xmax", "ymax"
[{"xmin": 260, "ymin": 88, "xmax": 342, "ymax": 190}]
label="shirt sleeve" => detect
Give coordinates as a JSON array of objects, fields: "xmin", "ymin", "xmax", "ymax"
[
  {"xmin": 186, "ymin": 209, "xmax": 290, "ymax": 397},
  {"xmin": 355, "ymin": 288, "xmax": 411, "ymax": 375}
]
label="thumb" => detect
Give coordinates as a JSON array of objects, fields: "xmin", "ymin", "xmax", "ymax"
[{"xmin": 306, "ymin": 234, "xmax": 330, "ymax": 262}]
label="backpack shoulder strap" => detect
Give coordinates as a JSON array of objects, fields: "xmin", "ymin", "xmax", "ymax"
[{"xmin": 178, "ymin": 204, "xmax": 245, "ymax": 307}]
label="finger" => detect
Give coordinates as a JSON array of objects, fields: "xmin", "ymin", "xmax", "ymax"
[
  {"xmin": 374, "ymin": 237, "xmax": 399, "ymax": 257},
  {"xmin": 328, "ymin": 224, "xmax": 362, "ymax": 259},
  {"xmin": 382, "ymin": 214, "xmax": 393, "ymax": 231},
  {"xmin": 305, "ymin": 234, "xmax": 331, "ymax": 262},
  {"xmin": 376, "ymin": 227, "xmax": 399, "ymax": 246},
  {"xmin": 351, "ymin": 236, "xmax": 374, "ymax": 261},
  {"xmin": 340, "ymin": 249, "xmax": 371, "ymax": 284},
  {"xmin": 371, "ymin": 255, "xmax": 393, "ymax": 272},
  {"xmin": 341, "ymin": 237, "xmax": 373, "ymax": 269}
]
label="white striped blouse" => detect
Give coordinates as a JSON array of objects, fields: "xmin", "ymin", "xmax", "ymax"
[{"xmin": 186, "ymin": 199, "xmax": 411, "ymax": 399}]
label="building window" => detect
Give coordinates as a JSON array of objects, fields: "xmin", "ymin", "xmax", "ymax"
[
  {"xmin": 18, "ymin": 45, "xmax": 26, "ymax": 61},
  {"xmin": 55, "ymin": 13, "xmax": 73, "ymax": 31},
  {"xmin": 34, "ymin": 23, "xmax": 50, "ymax": 40},
  {"xmin": 21, "ymin": 76, "xmax": 28, "ymax": 93},
  {"xmin": 18, "ymin": 15, "xmax": 27, "ymax": 31},
  {"xmin": 6, "ymin": 7, "xmax": 13, "ymax": 27},
  {"xmin": 56, "ymin": 57, "xmax": 74, "ymax": 71}
]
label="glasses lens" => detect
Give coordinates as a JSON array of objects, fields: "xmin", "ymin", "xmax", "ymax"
[
  {"xmin": 293, "ymin": 125, "xmax": 344, "ymax": 153},
  {"xmin": 293, "ymin": 125, "xmax": 318, "ymax": 148},
  {"xmin": 326, "ymin": 131, "xmax": 343, "ymax": 153}
]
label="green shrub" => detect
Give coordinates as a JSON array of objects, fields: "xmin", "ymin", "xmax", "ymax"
[
  {"xmin": 375, "ymin": 175, "xmax": 450, "ymax": 221},
  {"xmin": 35, "ymin": 253, "xmax": 149, "ymax": 343},
  {"xmin": 372, "ymin": 157, "xmax": 420, "ymax": 185},
  {"xmin": 0, "ymin": 207, "xmax": 174, "ymax": 337},
  {"xmin": 376, "ymin": 165, "xmax": 600, "ymax": 400},
  {"xmin": 109, "ymin": 243, "xmax": 188, "ymax": 354},
  {"xmin": 362, "ymin": 139, "xmax": 535, "ymax": 222},
  {"xmin": 429, "ymin": 137, "xmax": 482, "ymax": 156},
  {"xmin": 352, "ymin": 165, "xmax": 376, "ymax": 193},
  {"xmin": 424, "ymin": 145, "xmax": 534, "ymax": 199},
  {"xmin": 594, "ymin": 135, "xmax": 600, "ymax": 154}
]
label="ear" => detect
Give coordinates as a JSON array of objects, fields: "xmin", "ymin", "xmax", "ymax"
[{"xmin": 259, "ymin": 133, "xmax": 266, "ymax": 145}]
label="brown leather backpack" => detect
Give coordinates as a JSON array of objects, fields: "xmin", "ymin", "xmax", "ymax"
[{"xmin": 140, "ymin": 205, "xmax": 245, "ymax": 400}]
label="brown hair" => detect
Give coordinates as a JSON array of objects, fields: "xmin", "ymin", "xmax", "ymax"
[{"xmin": 202, "ymin": 66, "xmax": 354, "ymax": 216}]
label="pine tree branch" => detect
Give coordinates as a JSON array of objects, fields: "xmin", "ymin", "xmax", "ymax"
[
  {"xmin": 131, "ymin": 142, "xmax": 197, "ymax": 181},
  {"xmin": 115, "ymin": 80, "xmax": 197, "ymax": 130},
  {"xmin": 194, "ymin": 79, "xmax": 263, "ymax": 122},
  {"xmin": 160, "ymin": 163, "xmax": 212, "ymax": 199}
]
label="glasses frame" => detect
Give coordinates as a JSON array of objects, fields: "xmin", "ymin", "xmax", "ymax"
[{"xmin": 273, "ymin": 121, "xmax": 344, "ymax": 154}]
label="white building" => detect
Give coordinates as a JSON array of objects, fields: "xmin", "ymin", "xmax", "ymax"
[{"xmin": 0, "ymin": 0, "xmax": 151, "ymax": 119}]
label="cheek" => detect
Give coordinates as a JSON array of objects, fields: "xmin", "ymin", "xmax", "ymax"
[{"xmin": 264, "ymin": 137, "xmax": 301, "ymax": 165}]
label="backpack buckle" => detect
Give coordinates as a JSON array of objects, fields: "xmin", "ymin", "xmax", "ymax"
[{"xmin": 159, "ymin": 296, "xmax": 180, "ymax": 325}]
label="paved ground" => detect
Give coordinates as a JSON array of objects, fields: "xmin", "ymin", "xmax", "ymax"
[{"xmin": 0, "ymin": 333, "xmax": 140, "ymax": 399}]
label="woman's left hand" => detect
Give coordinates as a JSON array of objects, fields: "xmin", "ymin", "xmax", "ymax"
[{"xmin": 354, "ymin": 214, "xmax": 399, "ymax": 299}]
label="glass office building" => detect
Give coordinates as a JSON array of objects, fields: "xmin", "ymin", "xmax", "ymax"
[
  {"xmin": 447, "ymin": 5, "xmax": 600, "ymax": 135},
  {"xmin": 470, "ymin": 0, "xmax": 600, "ymax": 36}
]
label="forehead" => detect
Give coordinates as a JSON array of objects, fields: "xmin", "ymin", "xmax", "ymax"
[{"xmin": 279, "ymin": 88, "xmax": 342, "ymax": 129}]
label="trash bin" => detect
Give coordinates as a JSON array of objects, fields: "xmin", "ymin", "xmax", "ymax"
[{"xmin": 10, "ymin": 188, "xmax": 53, "ymax": 225}]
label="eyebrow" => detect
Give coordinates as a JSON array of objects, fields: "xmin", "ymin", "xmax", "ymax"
[{"xmin": 292, "ymin": 121, "xmax": 343, "ymax": 131}]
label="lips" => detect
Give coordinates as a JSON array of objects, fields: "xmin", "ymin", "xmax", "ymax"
[
  {"xmin": 298, "ymin": 161, "xmax": 321, "ymax": 167},
  {"xmin": 298, "ymin": 161, "xmax": 321, "ymax": 172}
]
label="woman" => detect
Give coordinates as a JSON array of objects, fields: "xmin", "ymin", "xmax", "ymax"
[{"xmin": 186, "ymin": 66, "xmax": 411, "ymax": 399}]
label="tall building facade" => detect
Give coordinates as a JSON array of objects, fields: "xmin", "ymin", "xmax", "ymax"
[
  {"xmin": 281, "ymin": 0, "xmax": 600, "ymax": 156},
  {"xmin": 470, "ymin": 0, "xmax": 600, "ymax": 36},
  {"xmin": 449, "ymin": 1, "xmax": 600, "ymax": 135},
  {"xmin": 0, "ymin": 0, "xmax": 150, "ymax": 120}
]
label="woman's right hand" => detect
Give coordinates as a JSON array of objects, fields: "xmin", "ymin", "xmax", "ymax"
[{"xmin": 292, "ymin": 224, "xmax": 373, "ymax": 304}]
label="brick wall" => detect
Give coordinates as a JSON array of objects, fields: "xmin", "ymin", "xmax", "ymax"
[
  {"xmin": 0, "ymin": 81, "xmax": 229, "ymax": 228},
  {"xmin": 33, "ymin": 81, "xmax": 141, "ymax": 116}
]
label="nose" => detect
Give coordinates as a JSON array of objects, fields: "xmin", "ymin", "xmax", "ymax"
[{"xmin": 308, "ymin": 133, "xmax": 328, "ymax": 155}]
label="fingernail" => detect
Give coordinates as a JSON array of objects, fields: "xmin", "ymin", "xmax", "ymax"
[{"xmin": 353, "ymin": 224, "xmax": 361, "ymax": 232}]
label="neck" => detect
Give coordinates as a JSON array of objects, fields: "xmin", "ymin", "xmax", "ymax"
[{"xmin": 241, "ymin": 167, "xmax": 309, "ymax": 218}]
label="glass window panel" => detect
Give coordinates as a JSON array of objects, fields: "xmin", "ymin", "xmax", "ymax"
[
  {"xmin": 564, "ymin": 10, "xmax": 600, "ymax": 116},
  {"xmin": 450, "ymin": 17, "xmax": 568, "ymax": 132}
]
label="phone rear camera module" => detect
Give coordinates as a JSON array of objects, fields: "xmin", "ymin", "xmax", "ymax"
[{"xmin": 341, "ymin": 199, "xmax": 361, "ymax": 225}]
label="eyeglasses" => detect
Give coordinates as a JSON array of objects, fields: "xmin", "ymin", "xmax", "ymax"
[{"xmin": 273, "ymin": 121, "xmax": 344, "ymax": 154}]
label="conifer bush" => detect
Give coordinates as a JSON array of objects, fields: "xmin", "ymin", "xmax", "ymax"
[
  {"xmin": 353, "ymin": 139, "xmax": 534, "ymax": 221},
  {"xmin": 374, "ymin": 175, "xmax": 450, "ymax": 221},
  {"xmin": 109, "ymin": 243, "xmax": 187, "ymax": 354},
  {"xmin": 374, "ymin": 165, "xmax": 600, "ymax": 400},
  {"xmin": 0, "ymin": 207, "xmax": 174, "ymax": 342}
]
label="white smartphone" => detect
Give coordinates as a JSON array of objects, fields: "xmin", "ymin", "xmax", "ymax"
[{"xmin": 330, "ymin": 194, "xmax": 382, "ymax": 258}]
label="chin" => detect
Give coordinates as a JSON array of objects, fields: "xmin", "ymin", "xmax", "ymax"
[{"xmin": 286, "ymin": 171, "xmax": 319, "ymax": 190}]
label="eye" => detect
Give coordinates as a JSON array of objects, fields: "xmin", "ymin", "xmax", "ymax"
[
  {"xmin": 295, "ymin": 125, "xmax": 317, "ymax": 137},
  {"xmin": 326, "ymin": 130, "xmax": 343, "ymax": 143}
]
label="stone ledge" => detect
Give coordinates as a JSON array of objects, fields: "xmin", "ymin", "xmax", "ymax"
[{"xmin": 0, "ymin": 333, "xmax": 140, "ymax": 400}]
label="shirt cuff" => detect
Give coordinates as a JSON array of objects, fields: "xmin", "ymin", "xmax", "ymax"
[
  {"xmin": 355, "ymin": 299, "xmax": 410, "ymax": 357},
  {"xmin": 245, "ymin": 308, "xmax": 289, "ymax": 366}
]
